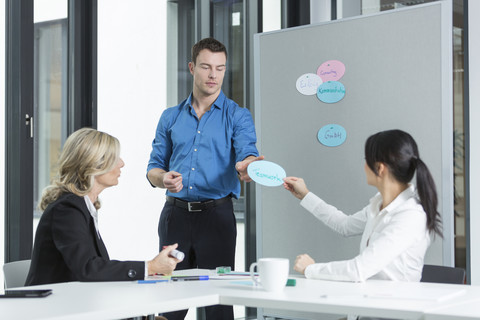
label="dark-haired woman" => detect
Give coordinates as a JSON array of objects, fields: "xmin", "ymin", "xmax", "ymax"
[{"xmin": 283, "ymin": 129, "xmax": 442, "ymax": 282}]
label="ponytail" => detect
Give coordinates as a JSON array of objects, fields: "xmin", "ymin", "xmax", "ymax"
[
  {"xmin": 415, "ymin": 158, "xmax": 442, "ymax": 237},
  {"xmin": 365, "ymin": 130, "xmax": 442, "ymax": 237}
]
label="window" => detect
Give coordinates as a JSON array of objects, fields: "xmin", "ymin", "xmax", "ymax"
[
  {"xmin": 33, "ymin": 14, "xmax": 68, "ymax": 224},
  {"xmin": 5, "ymin": 0, "xmax": 96, "ymax": 263}
]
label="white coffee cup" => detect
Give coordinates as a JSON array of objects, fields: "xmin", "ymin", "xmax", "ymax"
[{"xmin": 249, "ymin": 258, "xmax": 289, "ymax": 292}]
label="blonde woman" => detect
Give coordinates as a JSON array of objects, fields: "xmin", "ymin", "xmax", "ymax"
[{"xmin": 26, "ymin": 128, "xmax": 179, "ymax": 286}]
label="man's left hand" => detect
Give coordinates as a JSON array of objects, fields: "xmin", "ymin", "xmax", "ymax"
[{"xmin": 235, "ymin": 155, "xmax": 265, "ymax": 182}]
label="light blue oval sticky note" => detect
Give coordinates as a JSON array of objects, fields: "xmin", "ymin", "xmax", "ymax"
[
  {"xmin": 247, "ymin": 160, "xmax": 286, "ymax": 187},
  {"xmin": 296, "ymin": 73, "xmax": 323, "ymax": 95},
  {"xmin": 316, "ymin": 81, "xmax": 346, "ymax": 103},
  {"xmin": 317, "ymin": 124, "xmax": 347, "ymax": 147}
]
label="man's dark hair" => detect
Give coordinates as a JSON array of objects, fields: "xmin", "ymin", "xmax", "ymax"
[{"xmin": 191, "ymin": 38, "xmax": 227, "ymax": 64}]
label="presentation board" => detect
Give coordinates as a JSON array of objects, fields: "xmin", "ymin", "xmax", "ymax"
[{"xmin": 253, "ymin": 1, "xmax": 453, "ymax": 282}]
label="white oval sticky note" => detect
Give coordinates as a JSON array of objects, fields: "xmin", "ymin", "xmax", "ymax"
[
  {"xmin": 247, "ymin": 160, "xmax": 286, "ymax": 187},
  {"xmin": 317, "ymin": 81, "xmax": 346, "ymax": 103},
  {"xmin": 317, "ymin": 60, "xmax": 346, "ymax": 82},
  {"xmin": 296, "ymin": 73, "xmax": 323, "ymax": 95},
  {"xmin": 317, "ymin": 124, "xmax": 347, "ymax": 147}
]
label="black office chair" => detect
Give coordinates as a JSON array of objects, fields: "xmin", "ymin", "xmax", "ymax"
[
  {"xmin": 354, "ymin": 266, "xmax": 466, "ymax": 320},
  {"xmin": 420, "ymin": 264, "xmax": 466, "ymax": 284}
]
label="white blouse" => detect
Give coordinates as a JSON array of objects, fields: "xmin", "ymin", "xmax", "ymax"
[
  {"xmin": 83, "ymin": 195, "xmax": 100, "ymax": 237},
  {"xmin": 301, "ymin": 184, "xmax": 431, "ymax": 282}
]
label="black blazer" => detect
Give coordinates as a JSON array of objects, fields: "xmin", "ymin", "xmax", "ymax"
[{"xmin": 25, "ymin": 193, "xmax": 145, "ymax": 286}]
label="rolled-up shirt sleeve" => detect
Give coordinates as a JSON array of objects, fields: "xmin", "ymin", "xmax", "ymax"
[
  {"xmin": 233, "ymin": 107, "xmax": 259, "ymax": 163},
  {"xmin": 147, "ymin": 109, "xmax": 173, "ymax": 174}
]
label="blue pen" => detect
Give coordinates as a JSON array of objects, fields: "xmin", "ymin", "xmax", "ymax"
[
  {"xmin": 137, "ymin": 279, "xmax": 169, "ymax": 284},
  {"xmin": 171, "ymin": 275, "xmax": 209, "ymax": 281}
]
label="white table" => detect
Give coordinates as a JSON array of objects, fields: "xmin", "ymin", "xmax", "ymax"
[
  {"xmin": 217, "ymin": 277, "xmax": 473, "ymax": 320},
  {"xmin": 422, "ymin": 287, "xmax": 480, "ymax": 320},
  {"xmin": 1, "ymin": 271, "xmax": 478, "ymax": 320},
  {"xmin": 0, "ymin": 280, "xmax": 219, "ymax": 319}
]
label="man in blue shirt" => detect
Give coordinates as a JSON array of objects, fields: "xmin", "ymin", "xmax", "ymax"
[{"xmin": 147, "ymin": 38, "xmax": 262, "ymax": 320}]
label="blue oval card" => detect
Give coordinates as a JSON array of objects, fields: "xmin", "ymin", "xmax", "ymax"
[
  {"xmin": 316, "ymin": 81, "xmax": 346, "ymax": 103},
  {"xmin": 247, "ymin": 160, "xmax": 286, "ymax": 187},
  {"xmin": 317, "ymin": 124, "xmax": 347, "ymax": 147}
]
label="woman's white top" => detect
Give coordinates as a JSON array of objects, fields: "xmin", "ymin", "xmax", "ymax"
[
  {"xmin": 301, "ymin": 184, "xmax": 431, "ymax": 282},
  {"xmin": 84, "ymin": 195, "xmax": 100, "ymax": 237}
]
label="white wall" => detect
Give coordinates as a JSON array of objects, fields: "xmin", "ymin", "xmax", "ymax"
[
  {"xmin": 468, "ymin": 0, "xmax": 480, "ymax": 285},
  {"xmin": 310, "ymin": 0, "xmax": 331, "ymax": 23},
  {"xmin": 263, "ymin": 0, "xmax": 281, "ymax": 32},
  {"xmin": 34, "ymin": 0, "xmax": 67, "ymax": 23},
  {"xmin": 1, "ymin": 0, "xmax": 6, "ymax": 288},
  {"xmin": 336, "ymin": 0, "xmax": 361, "ymax": 19},
  {"xmin": 97, "ymin": 0, "xmax": 167, "ymax": 261}
]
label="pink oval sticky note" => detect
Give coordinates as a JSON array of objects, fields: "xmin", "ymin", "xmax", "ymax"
[{"xmin": 317, "ymin": 60, "xmax": 345, "ymax": 82}]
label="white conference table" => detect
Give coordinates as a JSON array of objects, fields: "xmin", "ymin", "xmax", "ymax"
[
  {"xmin": 423, "ymin": 294, "xmax": 480, "ymax": 320},
  {"xmin": 1, "ymin": 270, "xmax": 479, "ymax": 320}
]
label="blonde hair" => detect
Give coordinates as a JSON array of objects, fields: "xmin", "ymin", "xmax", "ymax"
[{"xmin": 39, "ymin": 128, "xmax": 120, "ymax": 211}]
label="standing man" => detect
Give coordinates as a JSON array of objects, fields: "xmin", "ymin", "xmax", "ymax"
[{"xmin": 147, "ymin": 38, "xmax": 262, "ymax": 320}]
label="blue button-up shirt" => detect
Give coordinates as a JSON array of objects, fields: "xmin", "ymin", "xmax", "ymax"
[{"xmin": 147, "ymin": 91, "xmax": 259, "ymax": 201}]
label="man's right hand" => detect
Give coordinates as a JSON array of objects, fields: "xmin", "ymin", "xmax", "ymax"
[
  {"xmin": 147, "ymin": 168, "xmax": 183, "ymax": 192},
  {"xmin": 163, "ymin": 171, "xmax": 183, "ymax": 193}
]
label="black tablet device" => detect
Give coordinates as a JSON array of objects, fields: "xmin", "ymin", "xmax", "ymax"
[{"xmin": 0, "ymin": 289, "xmax": 52, "ymax": 298}]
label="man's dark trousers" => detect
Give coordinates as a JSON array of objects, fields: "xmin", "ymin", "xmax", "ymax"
[{"xmin": 159, "ymin": 197, "xmax": 236, "ymax": 320}]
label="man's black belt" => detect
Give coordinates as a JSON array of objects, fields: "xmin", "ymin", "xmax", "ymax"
[{"xmin": 166, "ymin": 195, "xmax": 232, "ymax": 212}]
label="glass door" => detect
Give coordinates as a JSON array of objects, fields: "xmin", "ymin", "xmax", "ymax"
[
  {"xmin": 33, "ymin": 0, "xmax": 68, "ymax": 234},
  {"xmin": 5, "ymin": 0, "xmax": 96, "ymax": 262}
]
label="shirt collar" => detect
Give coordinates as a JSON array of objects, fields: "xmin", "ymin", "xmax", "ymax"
[
  {"xmin": 186, "ymin": 90, "xmax": 225, "ymax": 111},
  {"xmin": 212, "ymin": 90, "xmax": 225, "ymax": 109},
  {"xmin": 84, "ymin": 195, "xmax": 100, "ymax": 234},
  {"xmin": 369, "ymin": 183, "xmax": 416, "ymax": 216}
]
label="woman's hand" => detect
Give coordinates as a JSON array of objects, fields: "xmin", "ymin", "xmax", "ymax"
[
  {"xmin": 147, "ymin": 243, "xmax": 180, "ymax": 276},
  {"xmin": 294, "ymin": 254, "xmax": 315, "ymax": 275},
  {"xmin": 283, "ymin": 177, "xmax": 309, "ymax": 200}
]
